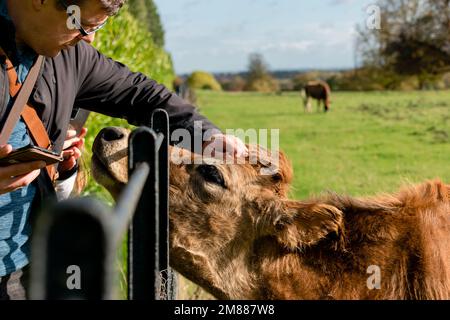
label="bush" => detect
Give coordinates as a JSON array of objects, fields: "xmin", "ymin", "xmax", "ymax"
[
  {"xmin": 244, "ymin": 77, "xmax": 279, "ymax": 93},
  {"xmin": 187, "ymin": 71, "xmax": 222, "ymax": 91},
  {"xmin": 333, "ymin": 68, "xmax": 413, "ymax": 91},
  {"xmin": 221, "ymin": 76, "xmax": 246, "ymax": 92},
  {"xmin": 94, "ymin": 5, "xmax": 175, "ymax": 88}
]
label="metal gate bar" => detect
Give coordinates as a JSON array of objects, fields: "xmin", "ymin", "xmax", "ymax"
[
  {"xmin": 127, "ymin": 127, "xmax": 159, "ymax": 300},
  {"xmin": 29, "ymin": 198, "xmax": 114, "ymax": 300},
  {"xmin": 150, "ymin": 109, "xmax": 171, "ymax": 299},
  {"xmin": 29, "ymin": 109, "xmax": 171, "ymax": 300}
]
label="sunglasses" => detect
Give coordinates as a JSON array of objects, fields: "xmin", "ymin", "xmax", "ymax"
[{"xmin": 60, "ymin": 0, "xmax": 107, "ymax": 36}]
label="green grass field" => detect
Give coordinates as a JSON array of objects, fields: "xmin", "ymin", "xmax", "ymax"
[
  {"xmin": 196, "ymin": 90, "xmax": 450, "ymax": 199},
  {"xmin": 82, "ymin": 89, "xmax": 450, "ymax": 299}
]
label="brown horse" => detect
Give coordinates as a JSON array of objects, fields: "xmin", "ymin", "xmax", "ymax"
[{"xmin": 303, "ymin": 80, "xmax": 331, "ymax": 112}]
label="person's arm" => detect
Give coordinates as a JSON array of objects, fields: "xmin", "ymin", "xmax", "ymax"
[
  {"xmin": 72, "ymin": 42, "xmax": 247, "ymax": 157},
  {"xmin": 73, "ymin": 42, "xmax": 217, "ymax": 140}
]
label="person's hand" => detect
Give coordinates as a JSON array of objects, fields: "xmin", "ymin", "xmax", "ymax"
[
  {"xmin": 203, "ymin": 133, "xmax": 248, "ymax": 160},
  {"xmin": 0, "ymin": 144, "xmax": 46, "ymax": 195},
  {"xmin": 58, "ymin": 127, "xmax": 87, "ymax": 174}
]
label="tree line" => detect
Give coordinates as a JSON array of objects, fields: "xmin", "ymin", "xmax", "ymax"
[{"xmin": 357, "ymin": 0, "xmax": 450, "ymax": 89}]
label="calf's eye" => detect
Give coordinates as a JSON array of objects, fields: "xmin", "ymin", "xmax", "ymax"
[{"xmin": 196, "ymin": 165, "xmax": 226, "ymax": 188}]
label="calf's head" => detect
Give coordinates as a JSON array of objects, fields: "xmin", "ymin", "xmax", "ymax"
[{"xmin": 91, "ymin": 127, "xmax": 344, "ymax": 299}]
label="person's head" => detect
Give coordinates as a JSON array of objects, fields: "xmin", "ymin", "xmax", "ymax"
[{"xmin": 7, "ymin": 0, "xmax": 126, "ymax": 57}]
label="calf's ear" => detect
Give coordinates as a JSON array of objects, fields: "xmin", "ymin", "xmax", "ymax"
[{"xmin": 255, "ymin": 199, "xmax": 345, "ymax": 251}]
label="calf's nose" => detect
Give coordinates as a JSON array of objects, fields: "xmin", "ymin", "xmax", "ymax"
[{"xmin": 101, "ymin": 127, "xmax": 125, "ymax": 142}]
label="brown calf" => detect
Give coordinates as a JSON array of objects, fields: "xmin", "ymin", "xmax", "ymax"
[{"xmin": 91, "ymin": 127, "xmax": 450, "ymax": 300}]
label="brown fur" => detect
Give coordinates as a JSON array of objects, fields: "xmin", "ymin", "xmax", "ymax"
[{"xmin": 91, "ymin": 127, "xmax": 450, "ymax": 300}]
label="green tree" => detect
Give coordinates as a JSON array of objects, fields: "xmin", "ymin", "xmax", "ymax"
[
  {"xmin": 128, "ymin": 0, "xmax": 165, "ymax": 48},
  {"xmin": 357, "ymin": 0, "xmax": 450, "ymax": 88},
  {"xmin": 244, "ymin": 53, "xmax": 279, "ymax": 92}
]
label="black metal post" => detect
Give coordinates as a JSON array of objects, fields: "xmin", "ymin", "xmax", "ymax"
[
  {"xmin": 128, "ymin": 127, "xmax": 160, "ymax": 300},
  {"xmin": 30, "ymin": 110, "xmax": 172, "ymax": 300},
  {"xmin": 113, "ymin": 162, "xmax": 150, "ymax": 243},
  {"xmin": 30, "ymin": 198, "xmax": 113, "ymax": 300},
  {"xmin": 151, "ymin": 109, "xmax": 172, "ymax": 299}
]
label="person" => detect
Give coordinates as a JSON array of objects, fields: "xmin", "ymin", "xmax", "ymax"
[{"xmin": 0, "ymin": 0, "xmax": 247, "ymax": 299}]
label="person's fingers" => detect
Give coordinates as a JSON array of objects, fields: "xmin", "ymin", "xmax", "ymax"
[
  {"xmin": 63, "ymin": 129, "xmax": 78, "ymax": 149},
  {"xmin": 0, "ymin": 161, "xmax": 46, "ymax": 179},
  {"xmin": 0, "ymin": 169, "xmax": 41, "ymax": 194},
  {"xmin": 62, "ymin": 146, "xmax": 81, "ymax": 160},
  {"xmin": 71, "ymin": 147, "xmax": 82, "ymax": 160},
  {"xmin": 8, "ymin": 169, "xmax": 41, "ymax": 189},
  {"xmin": 210, "ymin": 136, "xmax": 225, "ymax": 155},
  {"xmin": 232, "ymin": 137, "xmax": 248, "ymax": 157},
  {"xmin": 66, "ymin": 129, "xmax": 77, "ymax": 139},
  {"xmin": 58, "ymin": 156, "xmax": 77, "ymax": 173},
  {"xmin": 78, "ymin": 127, "xmax": 88, "ymax": 139},
  {"xmin": 58, "ymin": 142, "xmax": 83, "ymax": 173},
  {"xmin": 0, "ymin": 144, "xmax": 13, "ymax": 158},
  {"xmin": 210, "ymin": 151, "xmax": 228, "ymax": 161},
  {"xmin": 224, "ymin": 137, "xmax": 237, "ymax": 155},
  {"xmin": 62, "ymin": 136, "xmax": 81, "ymax": 150},
  {"xmin": 58, "ymin": 145, "xmax": 82, "ymax": 173},
  {"xmin": 72, "ymin": 138, "xmax": 85, "ymax": 150},
  {"xmin": 229, "ymin": 137, "xmax": 247, "ymax": 157},
  {"xmin": 62, "ymin": 128, "xmax": 87, "ymax": 150},
  {"xmin": 61, "ymin": 149, "xmax": 75, "ymax": 160},
  {"xmin": 212, "ymin": 135, "xmax": 248, "ymax": 157}
]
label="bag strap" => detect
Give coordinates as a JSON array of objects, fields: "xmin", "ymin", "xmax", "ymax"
[
  {"xmin": 0, "ymin": 49, "xmax": 44, "ymax": 145},
  {"xmin": 0, "ymin": 48, "xmax": 58, "ymax": 182},
  {"xmin": 21, "ymin": 105, "xmax": 52, "ymax": 149}
]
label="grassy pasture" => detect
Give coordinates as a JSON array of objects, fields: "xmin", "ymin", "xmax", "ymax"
[
  {"xmin": 196, "ymin": 90, "xmax": 450, "ymax": 199},
  {"xmin": 82, "ymin": 89, "xmax": 450, "ymax": 299}
]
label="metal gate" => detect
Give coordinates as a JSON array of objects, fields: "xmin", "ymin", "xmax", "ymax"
[{"xmin": 29, "ymin": 109, "xmax": 174, "ymax": 300}]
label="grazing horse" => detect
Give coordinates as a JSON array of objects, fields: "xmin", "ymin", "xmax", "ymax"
[{"xmin": 302, "ymin": 80, "xmax": 331, "ymax": 112}]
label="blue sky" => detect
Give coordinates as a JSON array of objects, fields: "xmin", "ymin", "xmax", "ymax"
[{"xmin": 153, "ymin": 0, "xmax": 374, "ymax": 74}]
